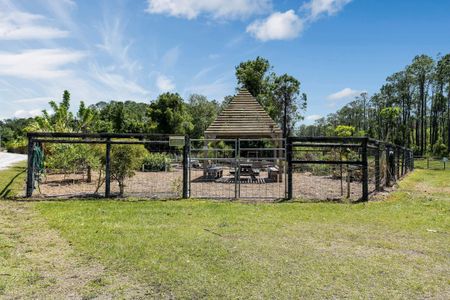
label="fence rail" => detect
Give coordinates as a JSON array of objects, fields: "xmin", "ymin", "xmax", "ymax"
[{"xmin": 25, "ymin": 132, "xmax": 414, "ymax": 202}]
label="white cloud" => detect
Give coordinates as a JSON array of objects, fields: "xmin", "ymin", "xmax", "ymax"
[
  {"xmin": 13, "ymin": 96, "xmax": 52, "ymax": 104},
  {"xmin": 161, "ymin": 46, "xmax": 180, "ymax": 70},
  {"xmin": 327, "ymin": 88, "xmax": 363, "ymax": 100},
  {"xmin": 90, "ymin": 64, "xmax": 149, "ymax": 95},
  {"xmin": 0, "ymin": 5, "xmax": 69, "ymax": 40},
  {"xmin": 156, "ymin": 74, "xmax": 175, "ymax": 92},
  {"xmin": 305, "ymin": 114, "xmax": 323, "ymax": 121},
  {"xmin": 0, "ymin": 49, "xmax": 86, "ymax": 79},
  {"xmin": 97, "ymin": 17, "xmax": 140, "ymax": 74},
  {"xmin": 13, "ymin": 109, "xmax": 41, "ymax": 118},
  {"xmin": 146, "ymin": 0, "xmax": 271, "ymax": 20},
  {"xmin": 302, "ymin": 0, "xmax": 352, "ymax": 21},
  {"xmin": 246, "ymin": 10, "xmax": 303, "ymax": 41}
]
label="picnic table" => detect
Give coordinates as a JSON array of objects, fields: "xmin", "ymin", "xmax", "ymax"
[
  {"xmin": 205, "ymin": 166, "xmax": 223, "ymax": 179},
  {"xmin": 230, "ymin": 164, "xmax": 260, "ymax": 181}
]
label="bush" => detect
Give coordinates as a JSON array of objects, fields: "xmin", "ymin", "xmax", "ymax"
[
  {"xmin": 46, "ymin": 144, "xmax": 102, "ymax": 177},
  {"xmin": 5, "ymin": 139, "xmax": 27, "ymax": 154},
  {"xmin": 110, "ymin": 144, "xmax": 146, "ymax": 196},
  {"xmin": 142, "ymin": 152, "xmax": 172, "ymax": 172}
]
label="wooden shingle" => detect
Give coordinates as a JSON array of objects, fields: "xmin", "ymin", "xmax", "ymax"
[{"xmin": 205, "ymin": 89, "xmax": 282, "ymax": 138}]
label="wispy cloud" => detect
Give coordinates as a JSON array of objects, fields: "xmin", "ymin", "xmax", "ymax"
[
  {"xmin": 305, "ymin": 114, "xmax": 323, "ymax": 121},
  {"xmin": 327, "ymin": 88, "xmax": 364, "ymax": 100},
  {"xmin": 90, "ymin": 64, "xmax": 149, "ymax": 96},
  {"xmin": 156, "ymin": 74, "xmax": 175, "ymax": 92},
  {"xmin": 96, "ymin": 17, "xmax": 140, "ymax": 74},
  {"xmin": 247, "ymin": 10, "xmax": 303, "ymax": 41},
  {"xmin": 13, "ymin": 109, "xmax": 42, "ymax": 118},
  {"xmin": 302, "ymin": 0, "xmax": 352, "ymax": 21},
  {"xmin": 0, "ymin": 6, "xmax": 69, "ymax": 40},
  {"xmin": 13, "ymin": 96, "xmax": 53, "ymax": 104},
  {"xmin": 161, "ymin": 46, "xmax": 180, "ymax": 70},
  {"xmin": 145, "ymin": 0, "xmax": 271, "ymax": 20},
  {"xmin": 0, "ymin": 49, "xmax": 86, "ymax": 79}
]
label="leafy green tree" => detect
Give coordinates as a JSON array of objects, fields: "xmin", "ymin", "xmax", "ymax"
[
  {"xmin": 109, "ymin": 144, "xmax": 147, "ymax": 196},
  {"xmin": 187, "ymin": 94, "xmax": 221, "ymax": 138},
  {"xmin": 272, "ymin": 74, "xmax": 307, "ymax": 137},
  {"xmin": 235, "ymin": 56, "xmax": 271, "ymax": 97},
  {"xmin": 335, "ymin": 125, "xmax": 356, "ymax": 137},
  {"xmin": 148, "ymin": 93, "xmax": 193, "ymax": 134},
  {"xmin": 234, "ymin": 57, "xmax": 306, "ymax": 134}
]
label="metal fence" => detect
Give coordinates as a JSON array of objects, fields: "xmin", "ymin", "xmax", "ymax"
[
  {"xmin": 188, "ymin": 138, "xmax": 286, "ymax": 201},
  {"xmin": 414, "ymin": 157, "xmax": 449, "ymax": 170},
  {"xmin": 26, "ymin": 132, "xmax": 188, "ymax": 199},
  {"xmin": 25, "ymin": 132, "xmax": 414, "ymax": 202}
]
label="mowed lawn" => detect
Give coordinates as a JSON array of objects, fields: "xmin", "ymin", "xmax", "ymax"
[
  {"xmin": 31, "ymin": 169, "xmax": 449, "ymax": 299},
  {"xmin": 0, "ymin": 164, "xmax": 449, "ymax": 298}
]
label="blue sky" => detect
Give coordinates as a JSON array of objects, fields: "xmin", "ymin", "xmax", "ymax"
[{"xmin": 0, "ymin": 0, "xmax": 449, "ymax": 125}]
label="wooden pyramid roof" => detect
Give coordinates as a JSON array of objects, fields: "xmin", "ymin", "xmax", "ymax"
[{"xmin": 205, "ymin": 89, "xmax": 282, "ymax": 138}]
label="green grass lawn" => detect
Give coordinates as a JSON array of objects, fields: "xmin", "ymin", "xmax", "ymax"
[
  {"xmin": 0, "ymin": 162, "xmax": 26, "ymax": 198},
  {"xmin": 31, "ymin": 169, "xmax": 450, "ymax": 298}
]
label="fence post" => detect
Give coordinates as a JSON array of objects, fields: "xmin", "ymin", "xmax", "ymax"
[
  {"xmin": 182, "ymin": 135, "xmax": 189, "ymax": 199},
  {"xmin": 396, "ymin": 146, "xmax": 400, "ymax": 179},
  {"xmin": 287, "ymin": 137, "xmax": 293, "ymax": 200},
  {"xmin": 26, "ymin": 135, "xmax": 34, "ymax": 198},
  {"xmin": 375, "ymin": 142, "xmax": 381, "ymax": 191},
  {"xmin": 411, "ymin": 151, "xmax": 414, "ymax": 171},
  {"xmin": 362, "ymin": 138, "xmax": 369, "ymax": 201},
  {"xmin": 236, "ymin": 138, "xmax": 240, "ymax": 199},
  {"xmin": 105, "ymin": 138, "xmax": 111, "ymax": 198}
]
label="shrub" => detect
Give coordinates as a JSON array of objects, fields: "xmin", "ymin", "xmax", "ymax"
[
  {"xmin": 5, "ymin": 139, "xmax": 27, "ymax": 154},
  {"xmin": 110, "ymin": 144, "xmax": 146, "ymax": 196},
  {"xmin": 45, "ymin": 144, "xmax": 101, "ymax": 179},
  {"xmin": 142, "ymin": 152, "xmax": 172, "ymax": 172}
]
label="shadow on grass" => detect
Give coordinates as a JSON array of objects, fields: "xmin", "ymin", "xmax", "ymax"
[{"xmin": 0, "ymin": 166, "xmax": 27, "ymax": 198}]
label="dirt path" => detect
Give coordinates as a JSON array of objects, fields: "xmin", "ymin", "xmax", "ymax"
[
  {"xmin": 0, "ymin": 153, "xmax": 27, "ymax": 170},
  {"xmin": 0, "ymin": 201, "xmax": 152, "ymax": 299}
]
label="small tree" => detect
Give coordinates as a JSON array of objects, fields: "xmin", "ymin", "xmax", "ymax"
[{"xmin": 110, "ymin": 144, "xmax": 146, "ymax": 196}]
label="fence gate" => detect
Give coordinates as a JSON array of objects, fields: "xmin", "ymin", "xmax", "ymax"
[{"xmin": 188, "ymin": 138, "xmax": 286, "ymax": 200}]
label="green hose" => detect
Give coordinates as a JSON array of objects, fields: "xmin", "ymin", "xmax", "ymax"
[{"xmin": 31, "ymin": 144, "xmax": 45, "ymax": 190}]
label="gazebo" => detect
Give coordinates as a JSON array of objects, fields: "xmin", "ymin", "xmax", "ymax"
[
  {"xmin": 205, "ymin": 89, "xmax": 282, "ymax": 139},
  {"xmin": 203, "ymin": 89, "xmax": 284, "ymax": 182}
]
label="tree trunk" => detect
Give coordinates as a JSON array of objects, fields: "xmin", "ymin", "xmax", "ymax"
[{"xmin": 119, "ymin": 180, "xmax": 124, "ymax": 196}]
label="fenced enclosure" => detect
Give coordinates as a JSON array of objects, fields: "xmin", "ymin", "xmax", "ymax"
[
  {"xmin": 189, "ymin": 138, "xmax": 286, "ymax": 200},
  {"xmin": 25, "ymin": 132, "xmax": 414, "ymax": 202},
  {"xmin": 287, "ymin": 137, "xmax": 414, "ymax": 202},
  {"xmin": 26, "ymin": 133, "xmax": 187, "ymax": 199}
]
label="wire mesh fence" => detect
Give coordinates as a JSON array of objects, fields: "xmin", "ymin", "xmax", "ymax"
[
  {"xmin": 188, "ymin": 138, "xmax": 286, "ymax": 200},
  {"xmin": 26, "ymin": 133, "xmax": 186, "ymax": 199},
  {"xmin": 414, "ymin": 157, "xmax": 449, "ymax": 170},
  {"xmin": 25, "ymin": 132, "xmax": 414, "ymax": 202}
]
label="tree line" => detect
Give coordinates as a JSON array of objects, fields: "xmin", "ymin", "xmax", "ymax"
[
  {"xmin": 299, "ymin": 54, "xmax": 450, "ymax": 157},
  {"xmin": 0, "ymin": 57, "xmax": 305, "ymax": 152}
]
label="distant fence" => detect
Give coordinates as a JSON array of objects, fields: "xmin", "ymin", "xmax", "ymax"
[
  {"xmin": 414, "ymin": 157, "xmax": 448, "ymax": 170},
  {"xmin": 25, "ymin": 132, "xmax": 413, "ymax": 202},
  {"xmin": 287, "ymin": 137, "xmax": 414, "ymax": 202}
]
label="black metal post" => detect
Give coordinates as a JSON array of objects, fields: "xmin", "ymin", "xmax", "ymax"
[
  {"xmin": 26, "ymin": 136, "xmax": 34, "ymax": 197},
  {"xmin": 287, "ymin": 137, "xmax": 293, "ymax": 200},
  {"xmin": 401, "ymin": 147, "xmax": 405, "ymax": 176},
  {"xmin": 396, "ymin": 146, "xmax": 400, "ymax": 179},
  {"xmin": 182, "ymin": 135, "xmax": 189, "ymax": 199},
  {"xmin": 375, "ymin": 142, "xmax": 381, "ymax": 191},
  {"xmin": 362, "ymin": 138, "xmax": 369, "ymax": 201},
  {"xmin": 105, "ymin": 139, "xmax": 111, "ymax": 198}
]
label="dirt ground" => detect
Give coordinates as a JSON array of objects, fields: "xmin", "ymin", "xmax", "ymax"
[
  {"xmin": 33, "ymin": 168, "xmax": 372, "ymax": 202},
  {"xmin": 0, "ymin": 201, "xmax": 153, "ymax": 299}
]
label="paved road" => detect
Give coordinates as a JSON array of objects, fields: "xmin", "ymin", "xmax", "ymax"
[{"xmin": 0, "ymin": 152, "xmax": 27, "ymax": 170}]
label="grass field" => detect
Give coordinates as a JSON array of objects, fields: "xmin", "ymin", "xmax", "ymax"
[{"xmin": 1, "ymin": 166, "xmax": 449, "ymax": 298}]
